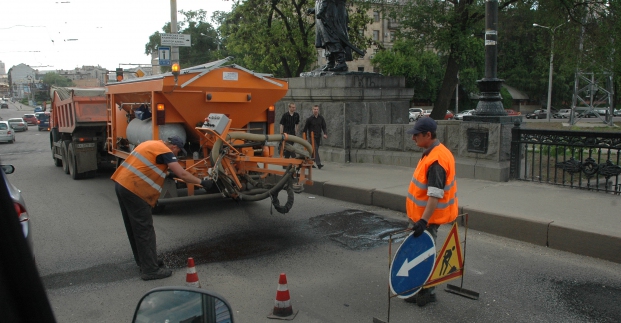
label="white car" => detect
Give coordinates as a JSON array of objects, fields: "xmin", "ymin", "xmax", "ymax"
[
  {"xmin": 0, "ymin": 121, "xmax": 15, "ymax": 143},
  {"xmin": 409, "ymin": 108, "xmax": 423, "ymax": 122},
  {"xmin": 453, "ymin": 110, "xmax": 475, "ymax": 120}
]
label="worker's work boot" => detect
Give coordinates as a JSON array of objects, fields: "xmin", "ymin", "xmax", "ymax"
[{"xmin": 141, "ymin": 267, "xmax": 172, "ymax": 281}]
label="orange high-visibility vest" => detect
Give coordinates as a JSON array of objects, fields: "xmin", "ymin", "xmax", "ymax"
[
  {"xmin": 111, "ymin": 140, "xmax": 172, "ymax": 207},
  {"xmin": 406, "ymin": 143, "xmax": 458, "ymax": 225}
]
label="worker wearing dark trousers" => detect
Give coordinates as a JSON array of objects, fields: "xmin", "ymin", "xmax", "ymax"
[
  {"xmin": 279, "ymin": 102, "xmax": 300, "ymax": 159},
  {"xmin": 302, "ymin": 105, "xmax": 328, "ymax": 169},
  {"xmin": 112, "ymin": 136, "xmax": 213, "ymax": 280},
  {"xmin": 405, "ymin": 117, "xmax": 458, "ymax": 306}
]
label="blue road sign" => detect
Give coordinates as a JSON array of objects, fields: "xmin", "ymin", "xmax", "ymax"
[
  {"xmin": 159, "ymin": 46, "xmax": 171, "ymax": 66},
  {"xmin": 389, "ymin": 231, "xmax": 436, "ymax": 299}
]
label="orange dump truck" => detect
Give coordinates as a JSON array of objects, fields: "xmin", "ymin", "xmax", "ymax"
[
  {"xmin": 50, "ymin": 86, "xmax": 116, "ymax": 179},
  {"xmin": 106, "ymin": 59, "xmax": 314, "ymax": 212}
]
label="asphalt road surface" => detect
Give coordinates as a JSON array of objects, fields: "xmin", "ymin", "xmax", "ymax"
[{"xmin": 1, "ymin": 102, "xmax": 620, "ymax": 323}]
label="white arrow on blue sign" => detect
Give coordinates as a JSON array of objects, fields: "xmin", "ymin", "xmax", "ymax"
[
  {"xmin": 389, "ymin": 231, "xmax": 436, "ymax": 299},
  {"xmin": 159, "ymin": 46, "xmax": 171, "ymax": 66}
]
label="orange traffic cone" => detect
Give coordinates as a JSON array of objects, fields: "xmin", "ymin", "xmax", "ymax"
[
  {"xmin": 185, "ymin": 257, "xmax": 201, "ymax": 288},
  {"xmin": 267, "ymin": 273, "xmax": 298, "ymax": 320}
]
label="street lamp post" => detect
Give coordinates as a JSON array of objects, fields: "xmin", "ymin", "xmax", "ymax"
[{"xmin": 533, "ymin": 23, "xmax": 565, "ymax": 122}]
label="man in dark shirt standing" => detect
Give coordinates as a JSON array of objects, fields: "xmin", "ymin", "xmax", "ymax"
[
  {"xmin": 279, "ymin": 102, "xmax": 300, "ymax": 158},
  {"xmin": 302, "ymin": 105, "xmax": 328, "ymax": 169}
]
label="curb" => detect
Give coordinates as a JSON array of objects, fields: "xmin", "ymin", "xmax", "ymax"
[{"xmin": 305, "ymin": 181, "xmax": 621, "ymax": 264}]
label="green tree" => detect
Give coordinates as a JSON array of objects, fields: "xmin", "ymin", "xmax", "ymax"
[
  {"xmin": 42, "ymin": 72, "xmax": 73, "ymax": 87},
  {"xmin": 372, "ymin": 40, "xmax": 444, "ymax": 102},
  {"xmin": 216, "ymin": 0, "xmax": 371, "ymax": 77}
]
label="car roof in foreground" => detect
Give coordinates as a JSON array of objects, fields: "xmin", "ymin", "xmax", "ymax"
[{"xmin": 8, "ymin": 118, "xmax": 24, "ymax": 121}]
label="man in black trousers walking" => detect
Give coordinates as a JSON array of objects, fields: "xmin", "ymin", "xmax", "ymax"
[{"xmin": 302, "ymin": 105, "xmax": 328, "ymax": 169}]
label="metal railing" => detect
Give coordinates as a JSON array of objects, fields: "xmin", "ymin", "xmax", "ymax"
[{"xmin": 510, "ymin": 123, "xmax": 621, "ymax": 194}]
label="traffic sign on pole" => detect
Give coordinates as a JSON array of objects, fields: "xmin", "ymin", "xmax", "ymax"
[
  {"xmin": 159, "ymin": 46, "xmax": 171, "ymax": 66},
  {"xmin": 389, "ymin": 231, "xmax": 436, "ymax": 299},
  {"xmin": 161, "ymin": 33, "xmax": 191, "ymax": 47}
]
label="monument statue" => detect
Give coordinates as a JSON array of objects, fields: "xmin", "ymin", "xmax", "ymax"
[{"xmin": 307, "ymin": 0, "xmax": 365, "ymax": 72}]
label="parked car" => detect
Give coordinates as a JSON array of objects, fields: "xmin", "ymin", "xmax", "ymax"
[
  {"xmin": 504, "ymin": 109, "xmax": 521, "ymax": 116},
  {"xmin": 0, "ymin": 121, "xmax": 15, "ymax": 143},
  {"xmin": 453, "ymin": 109, "xmax": 475, "ymax": 120},
  {"xmin": 7, "ymin": 118, "xmax": 28, "ymax": 132},
  {"xmin": 36, "ymin": 113, "xmax": 50, "ymax": 131},
  {"xmin": 0, "ymin": 103, "xmax": 8, "ymax": 109},
  {"xmin": 525, "ymin": 109, "xmax": 560, "ymax": 119},
  {"xmin": 614, "ymin": 109, "xmax": 621, "ymax": 117},
  {"xmin": 23, "ymin": 114, "xmax": 37, "ymax": 125},
  {"xmin": 409, "ymin": 108, "xmax": 423, "ymax": 122},
  {"xmin": 445, "ymin": 110, "xmax": 454, "ymax": 120},
  {"xmin": 1, "ymin": 165, "xmax": 33, "ymax": 252},
  {"xmin": 34, "ymin": 106, "xmax": 43, "ymax": 113},
  {"xmin": 556, "ymin": 109, "xmax": 573, "ymax": 118},
  {"xmin": 579, "ymin": 108, "xmax": 609, "ymax": 118}
]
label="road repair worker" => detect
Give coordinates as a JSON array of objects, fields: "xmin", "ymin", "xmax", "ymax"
[
  {"xmin": 111, "ymin": 136, "xmax": 213, "ymax": 281},
  {"xmin": 405, "ymin": 117, "xmax": 458, "ymax": 305}
]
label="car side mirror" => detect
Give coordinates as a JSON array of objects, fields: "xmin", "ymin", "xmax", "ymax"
[
  {"xmin": 132, "ymin": 286, "xmax": 234, "ymax": 323},
  {"xmin": 1, "ymin": 165, "xmax": 15, "ymax": 174}
]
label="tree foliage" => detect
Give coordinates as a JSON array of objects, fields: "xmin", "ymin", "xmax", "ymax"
[
  {"xmin": 375, "ymin": 0, "xmax": 620, "ymax": 117},
  {"xmin": 216, "ymin": 0, "xmax": 372, "ymax": 78},
  {"xmin": 42, "ymin": 72, "xmax": 73, "ymax": 87}
]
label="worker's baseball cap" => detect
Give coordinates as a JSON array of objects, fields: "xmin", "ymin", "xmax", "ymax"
[
  {"xmin": 167, "ymin": 136, "xmax": 187, "ymax": 155},
  {"xmin": 406, "ymin": 117, "xmax": 437, "ymax": 135}
]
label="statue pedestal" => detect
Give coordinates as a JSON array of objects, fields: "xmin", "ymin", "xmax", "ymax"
[{"xmin": 276, "ymin": 74, "xmax": 414, "ymax": 162}]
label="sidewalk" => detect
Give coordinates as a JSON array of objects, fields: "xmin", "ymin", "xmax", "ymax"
[{"xmin": 302, "ymin": 161, "xmax": 621, "ymax": 264}]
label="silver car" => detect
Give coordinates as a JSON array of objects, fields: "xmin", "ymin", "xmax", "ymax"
[
  {"xmin": 1, "ymin": 165, "xmax": 33, "ymax": 252},
  {"xmin": 0, "ymin": 121, "xmax": 15, "ymax": 143},
  {"xmin": 8, "ymin": 118, "xmax": 28, "ymax": 132}
]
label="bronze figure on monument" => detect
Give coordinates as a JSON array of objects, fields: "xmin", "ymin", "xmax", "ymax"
[{"xmin": 307, "ymin": 0, "xmax": 365, "ymax": 72}]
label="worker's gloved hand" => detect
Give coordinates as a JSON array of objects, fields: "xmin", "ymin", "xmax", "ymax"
[
  {"xmin": 200, "ymin": 179, "xmax": 213, "ymax": 190},
  {"xmin": 411, "ymin": 219, "xmax": 428, "ymax": 238}
]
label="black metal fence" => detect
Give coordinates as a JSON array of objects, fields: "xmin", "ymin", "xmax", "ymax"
[{"xmin": 510, "ymin": 124, "xmax": 621, "ymax": 194}]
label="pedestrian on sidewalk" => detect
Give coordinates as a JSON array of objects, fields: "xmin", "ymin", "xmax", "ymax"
[
  {"xmin": 302, "ymin": 105, "xmax": 328, "ymax": 169},
  {"xmin": 405, "ymin": 117, "xmax": 458, "ymax": 306},
  {"xmin": 279, "ymin": 102, "xmax": 300, "ymax": 158},
  {"xmin": 111, "ymin": 136, "xmax": 213, "ymax": 281}
]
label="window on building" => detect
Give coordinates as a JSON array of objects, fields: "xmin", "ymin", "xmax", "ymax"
[
  {"xmin": 373, "ymin": 11, "xmax": 380, "ymax": 22},
  {"xmin": 358, "ymin": 66, "xmax": 365, "ymax": 72},
  {"xmin": 390, "ymin": 32, "xmax": 396, "ymax": 41},
  {"xmin": 373, "ymin": 67, "xmax": 380, "ymax": 73},
  {"xmin": 373, "ymin": 30, "xmax": 379, "ymax": 41}
]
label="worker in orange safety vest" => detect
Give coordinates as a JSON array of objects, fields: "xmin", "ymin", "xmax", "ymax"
[
  {"xmin": 404, "ymin": 117, "xmax": 458, "ymax": 306},
  {"xmin": 111, "ymin": 136, "xmax": 213, "ymax": 281}
]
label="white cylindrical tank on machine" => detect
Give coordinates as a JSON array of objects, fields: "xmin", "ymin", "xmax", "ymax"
[{"xmin": 126, "ymin": 119, "xmax": 186, "ymax": 146}]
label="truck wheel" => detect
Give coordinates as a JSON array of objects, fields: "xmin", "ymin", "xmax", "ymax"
[
  {"xmin": 68, "ymin": 143, "xmax": 87, "ymax": 180},
  {"xmin": 62, "ymin": 140, "xmax": 71, "ymax": 174},
  {"xmin": 52, "ymin": 147, "xmax": 62, "ymax": 167}
]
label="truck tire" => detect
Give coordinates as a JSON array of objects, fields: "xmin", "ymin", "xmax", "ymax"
[
  {"xmin": 62, "ymin": 140, "xmax": 71, "ymax": 174},
  {"xmin": 51, "ymin": 131, "xmax": 62, "ymax": 167},
  {"xmin": 68, "ymin": 143, "xmax": 88, "ymax": 180}
]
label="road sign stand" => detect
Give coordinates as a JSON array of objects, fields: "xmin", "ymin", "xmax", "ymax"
[
  {"xmin": 445, "ymin": 213, "xmax": 480, "ymax": 300},
  {"xmin": 374, "ymin": 214, "xmax": 479, "ymax": 323}
]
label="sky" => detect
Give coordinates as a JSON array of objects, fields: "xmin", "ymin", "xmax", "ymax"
[{"xmin": 0, "ymin": 0, "xmax": 234, "ymax": 72}]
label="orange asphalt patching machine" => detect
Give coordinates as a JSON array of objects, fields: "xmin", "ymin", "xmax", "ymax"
[{"xmin": 106, "ymin": 57, "xmax": 315, "ymax": 212}]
